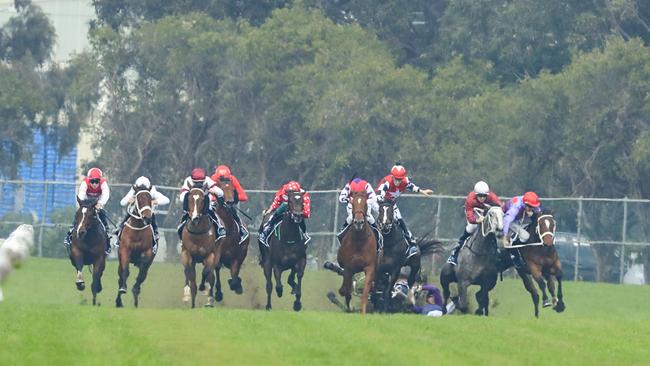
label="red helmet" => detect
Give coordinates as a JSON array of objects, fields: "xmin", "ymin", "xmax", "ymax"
[
  {"xmin": 523, "ymin": 191, "xmax": 541, "ymax": 208},
  {"xmin": 285, "ymin": 181, "xmax": 301, "ymax": 192},
  {"xmin": 349, "ymin": 178, "xmax": 367, "ymax": 192},
  {"xmin": 391, "ymin": 165, "xmax": 407, "ymax": 180},
  {"xmin": 191, "ymin": 168, "xmax": 206, "ymax": 181},
  {"xmin": 87, "ymin": 168, "xmax": 103, "ymax": 179},
  {"xmin": 214, "ymin": 165, "xmax": 231, "ymax": 180}
]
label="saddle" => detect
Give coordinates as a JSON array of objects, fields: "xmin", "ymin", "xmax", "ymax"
[
  {"xmin": 259, "ymin": 221, "xmax": 311, "ymax": 248},
  {"xmin": 336, "ymin": 224, "xmax": 383, "ymax": 252}
]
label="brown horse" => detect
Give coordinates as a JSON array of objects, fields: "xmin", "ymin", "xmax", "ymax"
[
  {"xmin": 68, "ymin": 197, "xmax": 108, "ymax": 306},
  {"xmin": 258, "ymin": 190, "xmax": 308, "ymax": 311},
  {"xmin": 213, "ymin": 178, "xmax": 249, "ymax": 301},
  {"xmin": 510, "ymin": 209, "xmax": 565, "ymax": 317},
  {"xmin": 115, "ymin": 186, "xmax": 156, "ymax": 308},
  {"xmin": 337, "ymin": 191, "xmax": 378, "ymax": 314},
  {"xmin": 180, "ymin": 188, "xmax": 220, "ymax": 308}
]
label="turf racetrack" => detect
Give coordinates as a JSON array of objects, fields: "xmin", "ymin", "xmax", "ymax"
[{"xmin": 1, "ymin": 257, "xmax": 649, "ymax": 365}]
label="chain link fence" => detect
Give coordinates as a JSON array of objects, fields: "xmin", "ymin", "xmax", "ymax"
[{"xmin": 1, "ymin": 179, "xmax": 649, "ymax": 284}]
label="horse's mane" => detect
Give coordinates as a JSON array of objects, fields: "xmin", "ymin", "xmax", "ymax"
[
  {"xmin": 79, "ymin": 198, "xmax": 98, "ymax": 208},
  {"xmin": 541, "ymin": 208, "xmax": 554, "ymax": 215}
]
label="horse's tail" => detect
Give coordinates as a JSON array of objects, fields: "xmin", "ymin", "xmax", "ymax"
[{"xmin": 418, "ymin": 239, "xmax": 445, "ymax": 256}]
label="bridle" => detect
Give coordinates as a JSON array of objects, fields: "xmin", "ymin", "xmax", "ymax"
[
  {"xmin": 126, "ymin": 189, "xmax": 153, "ymax": 230},
  {"xmin": 535, "ymin": 214, "xmax": 556, "ymax": 245}
]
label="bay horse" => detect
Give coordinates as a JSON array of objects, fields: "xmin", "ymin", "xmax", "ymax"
[
  {"xmin": 337, "ymin": 190, "xmax": 378, "ymax": 314},
  {"xmin": 180, "ymin": 187, "xmax": 220, "ymax": 308},
  {"xmin": 440, "ymin": 206, "xmax": 503, "ymax": 315},
  {"xmin": 213, "ymin": 178, "xmax": 249, "ymax": 302},
  {"xmin": 115, "ymin": 186, "xmax": 156, "ymax": 308},
  {"xmin": 507, "ymin": 209, "xmax": 565, "ymax": 317},
  {"xmin": 258, "ymin": 190, "xmax": 307, "ymax": 311},
  {"xmin": 68, "ymin": 197, "xmax": 108, "ymax": 306},
  {"xmin": 374, "ymin": 200, "xmax": 420, "ymax": 312}
]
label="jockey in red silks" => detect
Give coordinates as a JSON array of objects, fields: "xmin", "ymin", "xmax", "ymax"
[
  {"xmin": 258, "ymin": 180, "xmax": 311, "ymax": 245},
  {"xmin": 501, "ymin": 191, "xmax": 543, "ymax": 270},
  {"xmin": 177, "ymin": 168, "xmax": 224, "ymax": 239},
  {"xmin": 65, "ymin": 167, "xmax": 112, "ymax": 254},
  {"xmin": 211, "ymin": 164, "xmax": 249, "ymax": 239},
  {"xmin": 376, "ymin": 164, "xmax": 433, "ymax": 257},
  {"xmin": 447, "ymin": 181, "xmax": 502, "ymax": 266}
]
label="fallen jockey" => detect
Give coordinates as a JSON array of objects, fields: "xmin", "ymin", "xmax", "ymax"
[
  {"xmin": 501, "ymin": 191, "xmax": 543, "ymax": 270},
  {"xmin": 177, "ymin": 168, "xmax": 225, "ymax": 239},
  {"xmin": 258, "ymin": 180, "xmax": 311, "ymax": 246},
  {"xmin": 337, "ymin": 178, "xmax": 382, "ymax": 251}
]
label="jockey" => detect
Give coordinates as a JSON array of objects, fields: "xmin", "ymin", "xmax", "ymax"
[
  {"xmin": 115, "ymin": 176, "xmax": 170, "ymax": 250},
  {"xmin": 177, "ymin": 168, "xmax": 224, "ymax": 239},
  {"xmin": 339, "ymin": 178, "xmax": 379, "ymax": 229},
  {"xmin": 211, "ymin": 165, "xmax": 248, "ymax": 238},
  {"xmin": 258, "ymin": 180, "xmax": 311, "ymax": 245},
  {"xmin": 376, "ymin": 164, "xmax": 433, "ymax": 256},
  {"xmin": 65, "ymin": 167, "xmax": 111, "ymax": 254},
  {"xmin": 409, "ymin": 283, "xmax": 445, "ymax": 317},
  {"xmin": 447, "ymin": 181, "xmax": 502, "ymax": 265},
  {"xmin": 502, "ymin": 191, "xmax": 542, "ymax": 270}
]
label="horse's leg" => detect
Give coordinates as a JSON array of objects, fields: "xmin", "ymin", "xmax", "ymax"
[
  {"xmin": 91, "ymin": 257, "xmax": 106, "ymax": 306},
  {"xmin": 115, "ymin": 248, "xmax": 130, "ymax": 308},
  {"xmin": 228, "ymin": 260, "xmax": 243, "ymax": 294},
  {"xmin": 288, "ymin": 268, "xmax": 297, "ymax": 294},
  {"xmin": 215, "ymin": 264, "xmax": 223, "ymax": 302},
  {"xmin": 293, "ymin": 258, "xmax": 306, "ymax": 312},
  {"xmin": 518, "ymin": 268, "xmax": 540, "ymax": 318},
  {"xmin": 273, "ymin": 265, "xmax": 283, "ymax": 298},
  {"xmin": 530, "ymin": 265, "xmax": 550, "ymax": 308},
  {"xmin": 201, "ymin": 253, "xmax": 217, "ymax": 307},
  {"xmin": 180, "ymin": 250, "xmax": 192, "ymax": 304},
  {"xmin": 72, "ymin": 251, "xmax": 85, "ymax": 291},
  {"xmin": 181, "ymin": 251, "xmax": 197, "ymax": 308},
  {"xmin": 263, "ymin": 259, "xmax": 273, "ymax": 310},
  {"xmin": 474, "ymin": 287, "xmax": 486, "ymax": 316},
  {"xmin": 457, "ymin": 279, "xmax": 470, "ymax": 314},
  {"xmin": 554, "ymin": 265, "xmax": 566, "ymax": 313},
  {"xmin": 339, "ymin": 269, "xmax": 353, "ymax": 312},
  {"xmin": 545, "ymin": 272, "xmax": 557, "ymax": 308},
  {"xmin": 132, "ymin": 255, "xmax": 154, "ymax": 308},
  {"xmin": 360, "ymin": 266, "xmax": 375, "ymax": 314},
  {"xmin": 407, "ymin": 257, "xmax": 421, "ymax": 288}
]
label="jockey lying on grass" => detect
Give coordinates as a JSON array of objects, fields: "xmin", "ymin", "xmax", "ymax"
[
  {"xmin": 177, "ymin": 168, "xmax": 224, "ymax": 239},
  {"xmin": 501, "ymin": 191, "xmax": 542, "ymax": 270},
  {"xmin": 258, "ymin": 180, "xmax": 311, "ymax": 245}
]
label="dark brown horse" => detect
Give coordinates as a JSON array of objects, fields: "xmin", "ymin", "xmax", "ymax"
[
  {"xmin": 258, "ymin": 190, "xmax": 308, "ymax": 311},
  {"xmin": 69, "ymin": 197, "xmax": 108, "ymax": 305},
  {"xmin": 115, "ymin": 186, "xmax": 156, "ymax": 308},
  {"xmin": 180, "ymin": 188, "xmax": 220, "ymax": 308},
  {"xmin": 213, "ymin": 178, "xmax": 249, "ymax": 301},
  {"xmin": 509, "ymin": 209, "xmax": 565, "ymax": 317},
  {"xmin": 337, "ymin": 191, "xmax": 378, "ymax": 314},
  {"xmin": 374, "ymin": 200, "xmax": 420, "ymax": 312}
]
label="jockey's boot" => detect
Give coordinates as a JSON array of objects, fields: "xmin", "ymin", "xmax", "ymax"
[
  {"xmin": 105, "ymin": 238, "xmax": 112, "ymax": 255},
  {"xmin": 177, "ymin": 213, "xmax": 189, "ymax": 239},
  {"xmin": 64, "ymin": 229, "xmax": 72, "ymax": 247},
  {"xmin": 397, "ymin": 218, "xmax": 419, "ymax": 257},
  {"xmin": 509, "ymin": 249, "xmax": 526, "ymax": 270},
  {"xmin": 447, "ymin": 230, "xmax": 471, "ymax": 265}
]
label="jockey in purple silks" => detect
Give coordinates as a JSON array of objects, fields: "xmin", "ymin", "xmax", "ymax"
[{"xmin": 501, "ymin": 191, "xmax": 543, "ymax": 270}]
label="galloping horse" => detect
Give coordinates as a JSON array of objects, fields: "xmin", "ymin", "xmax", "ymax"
[
  {"xmin": 68, "ymin": 197, "xmax": 108, "ymax": 305},
  {"xmin": 440, "ymin": 206, "xmax": 504, "ymax": 315},
  {"xmin": 337, "ymin": 190, "xmax": 379, "ymax": 314},
  {"xmin": 258, "ymin": 190, "xmax": 307, "ymax": 311},
  {"xmin": 180, "ymin": 188, "xmax": 220, "ymax": 308},
  {"xmin": 213, "ymin": 178, "xmax": 249, "ymax": 301},
  {"xmin": 507, "ymin": 209, "xmax": 565, "ymax": 317},
  {"xmin": 115, "ymin": 186, "xmax": 156, "ymax": 308},
  {"xmin": 374, "ymin": 200, "xmax": 420, "ymax": 312}
]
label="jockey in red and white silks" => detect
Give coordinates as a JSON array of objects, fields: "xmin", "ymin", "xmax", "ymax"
[
  {"xmin": 339, "ymin": 178, "xmax": 378, "ymax": 226},
  {"xmin": 177, "ymin": 168, "xmax": 224, "ymax": 239}
]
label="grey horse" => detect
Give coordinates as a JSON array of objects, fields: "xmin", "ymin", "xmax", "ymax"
[{"xmin": 440, "ymin": 206, "xmax": 504, "ymax": 315}]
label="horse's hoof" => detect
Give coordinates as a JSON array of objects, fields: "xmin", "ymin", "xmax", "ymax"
[
  {"xmin": 235, "ymin": 285, "xmax": 243, "ymax": 295},
  {"xmin": 293, "ymin": 301, "xmax": 302, "ymax": 312},
  {"xmin": 543, "ymin": 300, "xmax": 552, "ymax": 308},
  {"xmin": 276, "ymin": 286, "xmax": 283, "ymax": 298},
  {"xmin": 182, "ymin": 286, "xmax": 191, "ymax": 303},
  {"xmin": 76, "ymin": 282, "xmax": 85, "ymax": 291},
  {"xmin": 554, "ymin": 301, "xmax": 566, "ymax": 313},
  {"xmin": 474, "ymin": 309, "xmax": 483, "ymax": 316},
  {"xmin": 215, "ymin": 292, "xmax": 223, "ymax": 302},
  {"xmin": 119, "ymin": 287, "xmax": 127, "ymax": 294},
  {"xmin": 116, "ymin": 299, "xmax": 123, "ymax": 308},
  {"xmin": 266, "ymin": 304, "xmax": 272, "ymax": 311},
  {"xmin": 199, "ymin": 283, "xmax": 206, "ymax": 292}
]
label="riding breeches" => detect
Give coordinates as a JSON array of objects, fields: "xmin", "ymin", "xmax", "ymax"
[
  {"xmin": 508, "ymin": 222, "xmax": 530, "ymax": 242},
  {"xmin": 465, "ymin": 222, "xmax": 479, "ymax": 234}
]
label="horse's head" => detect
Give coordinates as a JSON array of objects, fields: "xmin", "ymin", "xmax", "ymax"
[
  {"xmin": 216, "ymin": 178, "xmax": 235, "ymax": 207},
  {"xmin": 377, "ymin": 200, "xmax": 395, "ymax": 233},
  {"xmin": 535, "ymin": 209, "xmax": 556, "ymax": 246},
  {"xmin": 482, "ymin": 206, "xmax": 504, "ymax": 236},
  {"xmin": 75, "ymin": 196, "xmax": 99, "ymax": 239},
  {"xmin": 286, "ymin": 190, "xmax": 305, "ymax": 223},
  {"xmin": 350, "ymin": 191, "xmax": 368, "ymax": 230},
  {"xmin": 187, "ymin": 188, "xmax": 207, "ymax": 224},
  {"xmin": 132, "ymin": 185, "xmax": 153, "ymax": 225}
]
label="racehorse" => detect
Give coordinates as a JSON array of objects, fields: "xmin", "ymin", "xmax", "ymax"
[
  {"xmin": 337, "ymin": 190, "xmax": 379, "ymax": 314},
  {"xmin": 68, "ymin": 197, "xmax": 108, "ymax": 306},
  {"xmin": 180, "ymin": 188, "xmax": 220, "ymax": 308},
  {"xmin": 440, "ymin": 206, "xmax": 504, "ymax": 315},
  {"xmin": 374, "ymin": 200, "xmax": 420, "ymax": 312},
  {"xmin": 213, "ymin": 178, "xmax": 249, "ymax": 302},
  {"xmin": 115, "ymin": 185, "xmax": 156, "ymax": 308},
  {"xmin": 258, "ymin": 190, "xmax": 307, "ymax": 311},
  {"xmin": 506, "ymin": 209, "xmax": 565, "ymax": 317}
]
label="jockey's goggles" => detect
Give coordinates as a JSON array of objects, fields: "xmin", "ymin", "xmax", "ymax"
[
  {"xmin": 89, "ymin": 179, "xmax": 100, "ymax": 184},
  {"xmin": 476, "ymin": 194, "xmax": 487, "ymax": 198}
]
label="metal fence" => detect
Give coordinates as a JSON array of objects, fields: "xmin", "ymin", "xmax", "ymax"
[{"xmin": 1, "ymin": 179, "xmax": 649, "ymax": 284}]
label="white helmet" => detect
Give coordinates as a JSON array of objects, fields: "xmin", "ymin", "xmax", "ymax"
[
  {"xmin": 473, "ymin": 181, "xmax": 489, "ymax": 195},
  {"xmin": 134, "ymin": 176, "xmax": 151, "ymax": 189}
]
